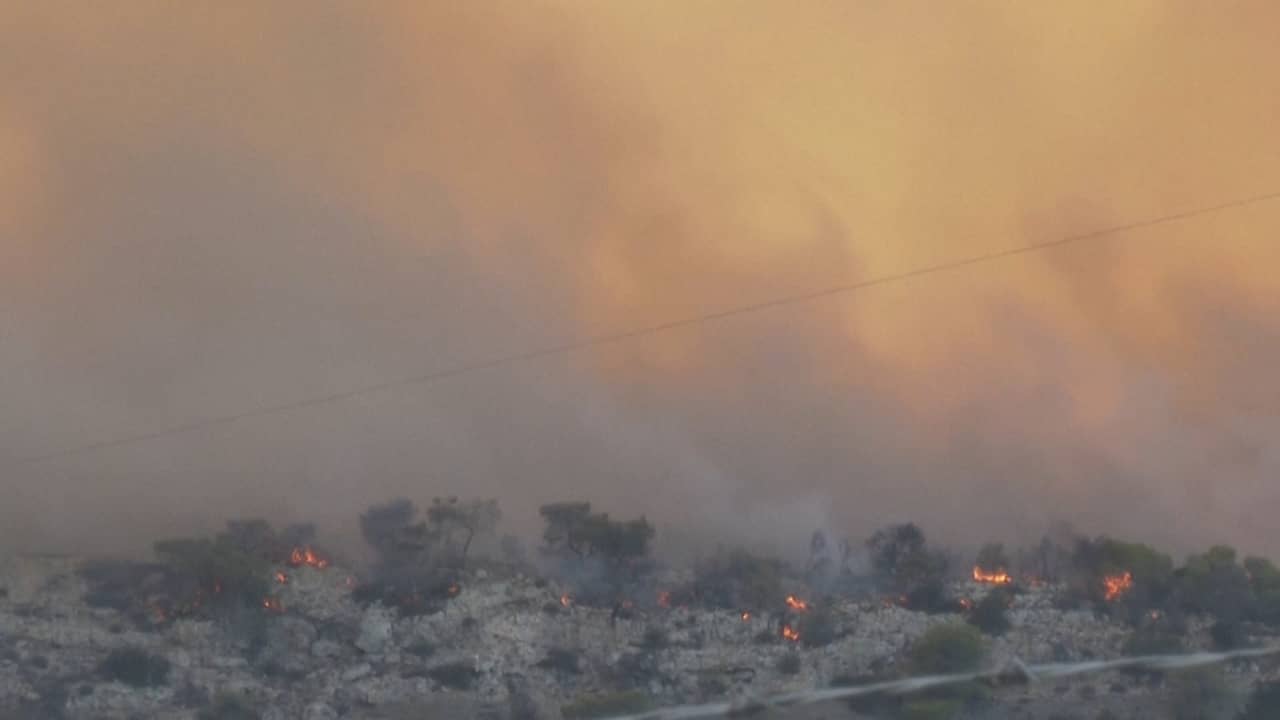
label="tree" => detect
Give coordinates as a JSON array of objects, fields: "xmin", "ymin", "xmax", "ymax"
[
  {"xmin": 426, "ymin": 497, "xmax": 500, "ymax": 567},
  {"xmin": 975, "ymin": 543, "xmax": 1010, "ymax": 574},
  {"xmin": 1176, "ymin": 546, "xmax": 1255, "ymax": 624},
  {"xmin": 867, "ymin": 523, "xmax": 951, "ymax": 612},
  {"xmin": 538, "ymin": 502, "xmax": 654, "ymax": 566},
  {"xmin": 690, "ymin": 548, "xmax": 785, "ymax": 611}
]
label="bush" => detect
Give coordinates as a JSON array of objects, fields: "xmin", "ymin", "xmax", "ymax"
[
  {"xmin": 427, "ymin": 661, "xmax": 480, "ymax": 691},
  {"xmin": 969, "ymin": 588, "xmax": 1012, "ymax": 636},
  {"xmin": 776, "ymin": 652, "xmax": 802, "ymax": 675},
  {"xmin": 1239, "ymin": 680, "xmax": 1280, "ymax": 719},
  {"xmin": 1210, "ymin": 619, "xmax": 1248, "ymax": 650},
  {"xmin": 1067, "ymin": 537, "xmax": 1174, "ymax": 617},
  {"xmin": 689, "ymin": 548, "xmax": 785, "ymax": 611},
  {"xmin": 1122, "ymin": 625, "xmax": 1184, "ymax": 657},
  {"xmin": 799, "ymin": 604, "xmax": 838, "ymax": 648},
  {"xmin": 908, "ymin": 623, "xmax": 986, "ymax": 675},
  {"xmin": 1175, "ymin": 546, "xmax": 1255, "ymax": 622},
  {"xmin": 561, "ymin": 690, "xmax": 653, "ymax": 719},
  {"xmin": 98, "ymin": 647, "xmax": 170, "ymax": 688},
  {"xmin": 197, "ymin": 692, "xmax": 260, "ymax": 720},
  {"xmin": 641, "ymin": 627, "xmax": 670, "ymax": 650},
  {"xmin": 539, "ymin": 502, "xmax": 655, "ymax": 566},
  {"xmin": 1167, "ymin": 668, "xmax": 1243, "ymax": 720},
  {"xmin": 535, "ymin": 647, "xmax": 580, "ymax": 675}
]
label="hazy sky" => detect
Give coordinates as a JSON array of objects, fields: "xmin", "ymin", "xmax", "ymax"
[{"xmin": 3, "ymin": 3, "xmax": 1279, "ymax": 561}]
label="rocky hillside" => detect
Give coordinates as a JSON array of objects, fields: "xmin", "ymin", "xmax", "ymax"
[{"xmin": 1, "ymin": 553, "xmax": 1276, "ymax": 720}]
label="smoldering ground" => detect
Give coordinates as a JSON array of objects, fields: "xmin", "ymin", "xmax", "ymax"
[{"xmin": 2, "ymin": 3, "xmax": 1280, "ymax": 562}]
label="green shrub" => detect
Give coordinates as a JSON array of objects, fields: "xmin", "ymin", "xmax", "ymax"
[
  {"xmin": 535, "ymin": 647, "xmax": 580, "ymax": 675},
  {"xmin": 1122, "ymin": 625, "xmax": 1184, "ymax": 657},
  {"xmin": 98, "ymin": 647, "xmax": 170, "ymax": 688},
  {"xmin": 561, "ymin": 690, "xmax": 653, "ymax": 719},
  {"xmin": 968, "ymin": 588, "xmax": 1012, "ymax": 636},
  {"xmin": 901, "ymin": 698, "xmax": 964, "ymax": 720},
  {"xmin": 1176, "ymin": 546, "xmax": 1255, "ymax": 623},
  {"xmin": 868, "ymin": 524, "xmax": 953, "ymax": 613},
  {"xmin": 909, "ymin": 624, "xmax": 986, "ymax": 675},
  {"xmin": 641, "ymin": 627, "xmax": 670, "ymax": 650}
]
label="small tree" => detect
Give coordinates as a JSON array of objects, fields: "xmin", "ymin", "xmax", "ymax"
[
  {"xmin": 969, "ymin": 587, "xmax": 1012, "ymax": 636},
  {"xmin": 868, "ymin": 523, "xmax": 951, "ymax": 612},
  {"xmin": 689, "ymin": 548, "xmax": 785, "ymax": 611},
  {"xmin": 904, "ymin": 624, "xmax": 989, "ymax": 718}
]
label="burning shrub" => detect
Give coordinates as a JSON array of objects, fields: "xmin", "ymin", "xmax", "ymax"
[
  {"xmin": 152, "ymin": 535, "xmax": 270, "ymax": 616},
  {"xmin": 868, "ymin": 523, "xmax": 953, "ymax": 613},
  {"xmin": 1066, "ymin": 537, "xmax": 1174, "ymax": 620},
  {"xmin": 974, "ymin": 543, "xmax": 1011, "ymax": 578},
  {"xmin": 688, "ymin": 548, "xmax": 785, "ymax": 611},
  {"xmin": 561, "ymin": 690, "xmax": 653, "ymax": 719},
  {"xmin": 98, "ymin": 647, "xmax": 171, "ymax": 688},
  {"xmin": 968, "ymin": 587, "xmax": 1013, "ymax": 637}
]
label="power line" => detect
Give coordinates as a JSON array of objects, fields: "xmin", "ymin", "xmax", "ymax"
[{"xmin": 14, "ymin": 189, "xmax": 1280, "ymax": 467}]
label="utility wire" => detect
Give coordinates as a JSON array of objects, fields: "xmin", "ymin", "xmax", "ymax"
[{"xmin": 14, "ymin": 189, "xmax": 1280, "ymax": 467}]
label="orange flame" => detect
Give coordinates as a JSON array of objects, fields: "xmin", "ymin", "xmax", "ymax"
[
  {"xmin": 275, "ymin": 571, "xmax": 288, "ymax": 585},
  {"xmin": 560, "ymin": 593, "xmax": 572, "ymax": 608},
  {"xmin": 288, "ymin": 546, "xmax": 329, "ymax": 569},
  {"xmin": 740, "ymin": 611, "xmax": 751, "ymax": 622},
  {"xmin": 262, "ymin": 596, "xmax": 284, "ymax": 613},
  {"xmin": 781, "ymin": 624, "xmax": 800, "ymax": 642},
  {"xmin": 785, "ymin": 595, "xmax": 809, "ymax": 612},
  {"xmin": 972, "ymin": 566, "xmax": 1012, "ymax": 585},
  {"xmin": 1103, "ymin": 571, "xmax": 1133, "ymax": 601},
  {"xmin": 959, "ymin": 597, "xmax": 974, "ymax": 610},
  {"xmin": 657, "ymin": 590, "xmax": 672, "ymax": 609}
]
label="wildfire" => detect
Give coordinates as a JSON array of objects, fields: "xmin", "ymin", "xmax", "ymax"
[
  {"xmin": 657, "ymin": 590, "xmax": 672, "ymax": 609},
  {"xmin": 785, "ymin": 595, "xmax": 809, "ymax": 612},
  {"xmin": 447, "ymin": 583, "xmax": 460, "ymax": 597},
  {"xmin": 275, "ymin": 571, "xmax": 288, "ymax": 585},
  {"xmin": 560, "ymin": 593, "xmax": 572, "ymax": 608},
  {"xmin": 1103, "ymin": 571, "xmax": 1134, "ymax": 602},
  {"xmin": 262, "ymin": 596, "xmax": 284, "ymax": 613},
  {"xmin": 959, "ymin": 597, "xmax": 974, "ymax": 611},
  {"xmin": 781, "ymin": 624, "xmax": 800, "ymax": 642},
  {"xmin": 288, "ymin": 546, "xmax": 329, "ymax": 569},
  {"xmin": 972, "ymin": 566, "xmax": 1012, "ymax": 585},
  {"xmin": 741, "ymin": 611, "xmax": 751, "ymax": 622}
]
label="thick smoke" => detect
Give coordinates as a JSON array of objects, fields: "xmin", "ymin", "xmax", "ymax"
[{"xmin": 2, "ymin": 3, "xmax": 1279, "ymax": 562}]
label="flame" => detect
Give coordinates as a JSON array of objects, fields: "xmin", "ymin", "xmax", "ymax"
[
  {"xmin": 959, "ymin": 597, "xmax": 974, "ymax": 611},
  {"xmin": 781, "ymin": 624, "xmax": 800, "ymax": 642},
  {"xmin": 657, "ymin": 590, "xmax": 672, "ymax": 609},
  {"xmin": 275, "ymin": 571, "xmax": 288, "ymax": 585},
  {"xmin": 262, "ymin": 596, "xmax": 284, "ymax": 613},
  {"xmin": 972, "ymin": 566, "xmax": 1012, "ymax": 585},
  {"xmin": 740, "ymin": 611, "xmax": 751, "ymax": 622},
  {"xmin": 560, "ymin": 593, "xmax": 572, "ymax": 608},
  {"xmin": 785, "ymin": 595, "xmax": 809, "ymax": 612},
  {"xmin": 288, "ymin": 546, "xmax": 329, "ymax": 569},
  {"xmin": 447, "ymin": 583, "xmax": 460, "ymax": 597},
  {"xmin": 1103, "ymin": 571, "xmax": 1133, "ymax": 601}
]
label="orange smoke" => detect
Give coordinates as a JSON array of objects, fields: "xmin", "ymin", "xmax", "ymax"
[
  {"xmin": 972, "ymin": 567, "xmax": 1012, "ymax": 585},
  {"xmin": 1103, "ymin": 571, "xmax": 1134, "ymax": 601}
]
